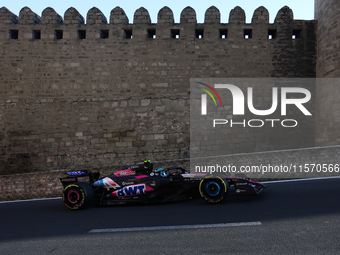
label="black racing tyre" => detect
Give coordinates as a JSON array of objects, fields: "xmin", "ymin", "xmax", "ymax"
[
  {"xmin": 63, "ymin": 182, "xmax": 94, "ymax": 210},
  {"xmin": 199, "ymin": 177, "xmax": 227, "ymax": 203}
]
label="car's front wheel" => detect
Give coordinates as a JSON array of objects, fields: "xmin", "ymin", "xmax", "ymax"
[
  {"xmin": 63, "ymin": 182, "xmax": 94, "ymax": 210},
  {"xmin": 199, "ymin": 177, "xmax": 228, "ymax": 203}
]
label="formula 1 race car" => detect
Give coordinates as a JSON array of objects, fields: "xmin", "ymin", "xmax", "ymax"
[{"xmin": 60, "ymin": 161, "xmax": 266, "ymax": 210}]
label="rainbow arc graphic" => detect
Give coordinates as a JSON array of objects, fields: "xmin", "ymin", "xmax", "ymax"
[{"xmin": 197, "ymin": 82, "xmax": 223, "ymax": 115}]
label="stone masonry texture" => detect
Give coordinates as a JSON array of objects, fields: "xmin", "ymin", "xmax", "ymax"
[
  {"xmin": 0, "ymin": 3, "xmax": 338, "ymax": 200},
  {"xmin": 314, "ymin": 0, "xmax": 340, "ymax": 146}
]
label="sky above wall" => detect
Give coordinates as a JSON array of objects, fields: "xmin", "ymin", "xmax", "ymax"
[{"xmin": 2, "ymin": 0, "xmax": 314, "ymax": 23}]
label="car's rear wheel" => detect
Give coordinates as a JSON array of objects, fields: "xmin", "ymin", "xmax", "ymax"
[
  {"xmin": 63, "ymin": 182, "xmax": 94, "ymax": 210},
  {"xmin": 199, "ymin": 177, "xmax": 227, "ymax": 203}
]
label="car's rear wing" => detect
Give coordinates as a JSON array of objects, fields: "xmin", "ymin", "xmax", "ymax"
[{"xmin": 60, "ymin": 170, "xmax": 100, "ymax": 188}]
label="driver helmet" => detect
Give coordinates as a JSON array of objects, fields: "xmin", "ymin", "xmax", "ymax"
[{"xmin": 156, "ymin": 168, "xmax": 167, "ymax": 177}]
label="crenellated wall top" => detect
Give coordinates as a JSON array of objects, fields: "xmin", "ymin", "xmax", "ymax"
[{"xmin": 0, "ymin": 5, "xmax": 297, "ymax": 25}]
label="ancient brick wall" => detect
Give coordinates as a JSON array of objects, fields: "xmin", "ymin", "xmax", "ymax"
[
  {"xmin": 0, "ymin": 5, "xmax": 320, "ymax": 201},
  {"xmin": 315, "ymin": 0, "xmax": 340, "ymax": 78},
  {"xmin": 0, "ymin": 5, "xmax": 316, "ymax": 178},
  {"xmin": 314, "ymin": 0, "xmax": 340, "ymax": 147}
]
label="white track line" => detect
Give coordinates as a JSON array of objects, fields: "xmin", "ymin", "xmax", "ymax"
[
  {"xmin": 1, "ymin": 176, "xmax": 340, "ymax": 204},
  {"xmin": 0, "ymin": 197, "xmax": 61, "ymax": 204},
  {"xmin": 89, "ymin": 222, "xmax": 262, "ymax": 233},
  {"xmin": 262, "ymin": 176, "xmax": 340, "ymax": 184}
]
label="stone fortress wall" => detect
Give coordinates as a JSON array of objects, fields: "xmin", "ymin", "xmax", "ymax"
[
  {"xmin": 0, "ymin": 2, "xmax": 338, "ymax": 200},
  {"xmin": 314, "ymin": 0, "xmax": 340, "ymax": 146}
]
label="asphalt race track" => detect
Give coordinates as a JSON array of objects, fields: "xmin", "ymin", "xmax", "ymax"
[{"xmin": 1, "ymin": 178, "xmax": 340, "ymax": 254}]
